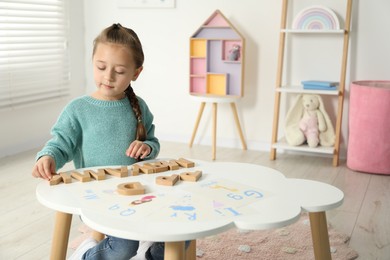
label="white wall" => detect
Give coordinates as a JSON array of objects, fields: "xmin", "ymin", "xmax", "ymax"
[
  {"xmin": 82, "ymin": 0, "xmax": 390, "ymax": 158},
  {"xmin": 0, "ymin": 0, "xmax": 85, "ymax": 157},
  {"xmin": 83, "ymin": 0, "xmax": 283, "ymax": 151},
  {"xmin": 1, "ymin": 0, "xmax": 389, "ymax": 159}
]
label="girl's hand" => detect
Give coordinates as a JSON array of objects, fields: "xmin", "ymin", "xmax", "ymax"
[
  {"xmin": 126, "ymin": 140, "xmax": 151, "ymax": 159},
  {"xmin": 32, "ymin": 156, "xmax": 56, "ymax": 180}
]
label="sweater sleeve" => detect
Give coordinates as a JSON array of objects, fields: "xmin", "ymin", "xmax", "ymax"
[
  {"xmin": 36, "ymin": 108, "xmax": 81, "ymax": 171},
  {"xmin": 138, "ymin": 98, "xmax": 160, "ymax": 160}
]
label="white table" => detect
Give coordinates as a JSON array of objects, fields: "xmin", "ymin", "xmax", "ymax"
[{"xmin": 36, "ymin": 160, "xmax": 343, "ymax": 260}]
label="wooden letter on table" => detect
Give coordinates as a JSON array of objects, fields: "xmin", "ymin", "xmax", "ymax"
[
  {"xmin": 149, "ymin": 161, "xmax": 170, "ymax": 173},
  {"xmin": 49, "ymin": 175, "xmax": 63, "ymax": 186},
  {"xmin": 167, "ymin": 160, "xmax": 180, "ymax": 170},
  {"xmin": 180, "ymin": 171, "xmax": 202, "ymax": 182},
  {"xmin": 59, "ymin": 172, "xmax": 72, "ymax": 184},
  {"xmin": 131, "ymin": 164, "xmax": 141, "ymax": 176},
  {"xmin": 139, "ymin": 164, "xmax": 156, "ymax": 174},
  {"xmin": 143, "ymin": 162, "xmax": 169, "ymax": 173},
  {"xmin": 71, "ymin": 171, "xmax": 91, "ymax": 182},
  {"xmin": 176, "ymin": 158, "xmax": 195, "ymax": 168},
  {"xmin": 104, "ymin": 166, "xmax": 128, "ymax": 177},
  {"xmin": 49, "ymin": 173, "xmax": 72, "ymax": 186},
  {"xmin": 85, "ymin": 169, "xmax": 105, "ymax": 181},
  {"xmin": 117, "ymin": 182, "xmax": 145, "ymax": 196},
  {"xmin": 156, "ymin": 174, "xmax": 180, "ymax": 186}
]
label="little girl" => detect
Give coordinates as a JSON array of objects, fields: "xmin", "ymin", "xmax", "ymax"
[{"xmin": 32, "ymin": 24, "xmax": 162, "ymax": 259}]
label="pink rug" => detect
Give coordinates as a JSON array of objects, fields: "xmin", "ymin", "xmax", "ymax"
[
  {"xmin": 70, "ymin": 214, "xmax": 358, "ymax": 260},
  {"xmin": 196, "ymin": 214, "xmax": 358, "ymax": 260}
]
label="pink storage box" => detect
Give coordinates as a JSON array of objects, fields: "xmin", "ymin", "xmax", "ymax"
[{"xmin": 347, "ymin": 81, "xmax": 390, "ymax": 175}]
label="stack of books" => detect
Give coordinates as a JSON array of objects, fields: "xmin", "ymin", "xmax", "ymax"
[{"xmin": 301, "ymin": 80, "xmax": 339, "ymax": 90}]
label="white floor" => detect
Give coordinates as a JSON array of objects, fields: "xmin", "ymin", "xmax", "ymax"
[{"xmin": 1, "ymin": 141, "xmax": 389, "ymax": 259}]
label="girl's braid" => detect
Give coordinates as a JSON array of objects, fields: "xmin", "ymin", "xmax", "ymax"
[{"xmin": 125, "ymin": 85, "xmax": 146, "ymax": 141}]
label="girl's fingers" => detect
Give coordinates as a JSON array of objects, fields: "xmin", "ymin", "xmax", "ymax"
[
  {"xmin": 43, "ymin": 163, "xmax": 52, "ymax": 180},
  {"xmin": 126, "ymin": 141, "xmax": 150, "ymax": 159}
]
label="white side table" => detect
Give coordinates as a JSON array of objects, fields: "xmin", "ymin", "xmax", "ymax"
[{"xmin": 189, "ymin": 95, "xmax": 247, "ymax": 160}]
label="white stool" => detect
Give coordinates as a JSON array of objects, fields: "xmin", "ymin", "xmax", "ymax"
[{"xmin": 189, "ymin": 95, "xmax": 247, "ymax": 160}]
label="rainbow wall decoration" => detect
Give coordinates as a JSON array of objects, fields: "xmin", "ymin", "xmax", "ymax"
[{"xmin": 292, "ymin": 5, "xmax": 340, "ymax": 30}]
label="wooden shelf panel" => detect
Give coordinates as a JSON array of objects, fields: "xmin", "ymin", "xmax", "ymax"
[
  {"xmin": 190, "ymin": 58, "xmax": 207, "ymax": 75},
  {"xmin": 190, "ymin": 39, "xmax": 207, "ymax": 57},
  {"xmin": 272, "ymin": 138, "xmax": 334, "ymax": 155},
  {"xmin": 276, "ymin": 86, "xmax": 339, "ymax": 95},
  {"xmin": 207, "ymin": 73, "xmax": 228, "ymax": 95},
  {"xmin": 190, "ymin": 77, "xmax": 206, "ymax": 94}
]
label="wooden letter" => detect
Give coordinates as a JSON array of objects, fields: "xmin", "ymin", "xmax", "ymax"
[
  {"xmin": 150, "ymin": 162, "xmax": 169, "ymax": 173},
  {"xmin": 176, "ymin": 158, "xmax": 195, "ymax": 168},
  {"xmin": 156, "ymin": 174, "xmax": 179, "ymax": 186},
  {"xmin": 117, "ymin": 182, "xmax": 145, "ymax": 196},
  {"xmin": 140, "ymin": 164, "xmax": 155, "ymax": 174},
  {"xmin": 85, "ymin": 170, "xmax": 105, "ymax": 181},
  {"xmin": 59, "ymin": 172, "xmax": 72, "ymax": 184},
  {"xmin": 104, "ymin": 166, "xmax": 128, "ymax": 177},
  {"xmin": 131, "ymin": 164, "xmax": 141, "ymax": 176},
  {"xmin": 167, "ymin": 160, "xmax": 180, "ymax": 170},
  {"xmin": 49, "ymin": 174, "xmax": 63, "ymax": 186},
  {"xmin": 71, "ymin": 171, "xmax": 91, "ymax": 182},
  {"xmin": 180, "ymin": 171, "xmax": 202, "ymax": 182}
]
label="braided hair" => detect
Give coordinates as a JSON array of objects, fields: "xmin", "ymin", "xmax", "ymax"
[{"xmin": 93, "ymin": 23, "xmax": 146, "ymax": 141}]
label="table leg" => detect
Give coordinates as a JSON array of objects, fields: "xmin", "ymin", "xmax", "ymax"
[
  {"xmin": 164, "ymin": 241, "xmax": 185, "ymax": 260},
  {"xmin": 50, "ymin": 211, "xmax": 72, "ymax": 260},
  {"xmin": 309, "ymin": 212, "xmax": 332, "ymax": 260},
  {"xmin": 230, "ymin": 102, "xmax": 247, "ymax": 150},
  {"xmin": 212, "ymin": 102, "xmax": 217, "ymax": 160},
  {"xmin": 92, "ymin": 230, "xmax": 105, "ymax": 242},
  {"xmin": 185, "ymin": 240, "xmax": 196, "ymax": 260},
  {"xmin": 189, "ymin": 102, "xmax": 206, "ymax": 148}
]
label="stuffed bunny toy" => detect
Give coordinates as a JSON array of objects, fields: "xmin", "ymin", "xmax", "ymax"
[
  {"xmin": 285, "ymin": 94, "xmax": 335, "ymax": 147},
  {"xmin": 228, "ymin": 44, "xmax": 241, "ymax": 61}
]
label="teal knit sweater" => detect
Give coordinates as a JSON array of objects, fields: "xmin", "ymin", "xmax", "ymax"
[{"xmin": 37, "ymin": 95, "xmax": 160, "ymax": 171}]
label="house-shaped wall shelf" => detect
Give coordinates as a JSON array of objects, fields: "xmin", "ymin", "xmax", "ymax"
[{"xmin": 189, "ymin": 10, "xmax": 245, "ymax": 97}]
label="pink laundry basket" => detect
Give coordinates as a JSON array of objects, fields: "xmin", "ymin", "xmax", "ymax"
[{"xmin": 347, "ymin": 81, "xmax": 390, "ymax": 175}]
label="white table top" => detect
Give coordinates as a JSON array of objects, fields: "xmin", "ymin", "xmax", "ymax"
[{"xmin": 36, "ymin": 160, "xmax": 343, "ymax": 242}]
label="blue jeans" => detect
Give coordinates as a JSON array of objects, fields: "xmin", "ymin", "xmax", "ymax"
[
  {"xmin": 82, "ymin": 236, "xmax": 139, "ymax": 260},
  {"xmin": 145, "ymin": 241, "xmax": 191, "ymax": 260}
]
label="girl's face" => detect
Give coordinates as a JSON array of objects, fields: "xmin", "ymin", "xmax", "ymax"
[{"xmin": 92, "ymin": 43, "xmax": 143, "ymax": 100}]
